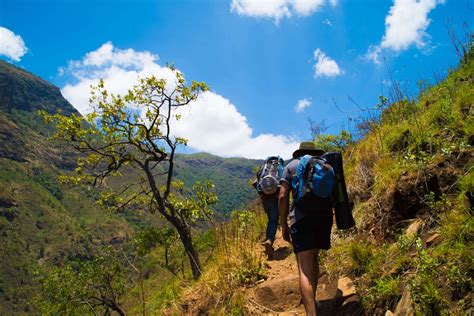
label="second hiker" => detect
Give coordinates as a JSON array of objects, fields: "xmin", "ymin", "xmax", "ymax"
[{"xmin": 253, "ymin": 156, "xmax": 284, "ymax": 258}]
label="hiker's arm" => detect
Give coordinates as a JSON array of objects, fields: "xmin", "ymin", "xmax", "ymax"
[{"xmin": 279, "ymin": 182, "xmax": 291, "ymax": 242}]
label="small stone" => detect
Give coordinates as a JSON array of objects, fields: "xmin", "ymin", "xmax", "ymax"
[
  {"xmin": 338, "ymin": 276, "xmax": 356, "ymax": 297},
  {"xmin": 394, "ymin": 288, "xmax": 414, "ymax": 316},
  {"xmin": 425, "ymin": 233, "xmax": 441, "ymax": 247},
  {"xmin": 406, "ymin": 219, "xmax": 423, "ymax": 240}
]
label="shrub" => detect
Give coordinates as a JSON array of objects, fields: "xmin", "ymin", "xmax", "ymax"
[
  {"xmin": 363, "ymin": 276, "xmax": 401, "ymax": 311},
  {"xmin": 30, "ymin": 166, "xmax": 63, "ymax": 200},
  {"xmin": 409, "ymin": 239, "xmax": 447, "ymax": 313},
  {"xmin": 349, "ymin": 240, "xmax": 374, "ymax": 276}
]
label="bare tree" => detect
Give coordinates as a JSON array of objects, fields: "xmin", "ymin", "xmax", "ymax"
[{"xmin": 307, "ymin": 117, "xmax": 327, "ymax": 140}]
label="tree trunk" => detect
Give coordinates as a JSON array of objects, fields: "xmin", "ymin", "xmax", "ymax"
[{"xmin": 176, "ymin": 225, "xmax": 202, "ymax": 279}]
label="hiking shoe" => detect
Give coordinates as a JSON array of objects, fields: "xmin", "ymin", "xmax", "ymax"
[{"xmin": 263, "ymin": 240, "xmax": 274, "ymax": 258}]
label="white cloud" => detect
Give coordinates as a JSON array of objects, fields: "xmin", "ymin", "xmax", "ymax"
[
  {"xmin": 291, "ymin": 0, "xmax": 326, "ymax": 16},
  {"xmin": 365, "ymin": 0, "xmax": 444, "ymax": 64},
  {"xmin": 60, "ymin": 42, "xmax": 299, "ymax": 159},
  {"xmin": 323, "ymin": 18, "xmax": 334, "ymax": 27},
  {"xmin": 231, "ymin": 0, "xmax": 291, "ymax": 21},
  {"xmin": 173, "ymin": 91, "xmax": 299, "ymax": 159},
  {"xmin": 61, "ymin": 42, "xmax": 175, "ymax": 115},
  {"xmin": 364, "ymin": 45, "xmax": 383, "ymax": 64},
  {"xmin": 0, "ymin": 27, "xmax": 28, "ymax": 61},
  {"xmin": 230, "ymin": 0, "xmax": 334, "ymax": 22},
  {"xmin": 295, "ymin": 98, "xmax": 312, "ymax": 112},
  {"xmin": 313, "ymin": 48, "xmax": 343, "ymax": 77},
  {"xmin": 381, "ymin": 0, "xmax": 443, "ymax": 51}
]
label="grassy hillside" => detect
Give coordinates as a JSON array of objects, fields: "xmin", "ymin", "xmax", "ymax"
[
  {"xmin": 132, "ymin": 49, "xmax": 473, "ymax": 315},
  {"xmin": 0, "ymin": 156, "xmax": 135, "ymax": 314},
  {"xmin": 0, "ymin": 61, "xmax": 136, "ymax": 314},
  {"xmin": 0, "ymin": 60, "xmax": 261, "ymax": 314},
  {"xmin": 322, "ymin": 50, "xmax": 473, "ymax": 314},
  {"xmin": 0, "ymin": 60, "xmax": 78, "ymax": 115}
]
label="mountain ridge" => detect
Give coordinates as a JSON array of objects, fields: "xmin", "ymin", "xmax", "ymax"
[
  {"xmin": 0, "ymin": 60, "xmax": 78, "ymax": 116},
  {"xmin": 0, "ymin": 59, "xmax": 260, "ymax": 314}
]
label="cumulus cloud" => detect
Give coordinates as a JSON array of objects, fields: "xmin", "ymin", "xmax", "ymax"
[
  {"xmin": 60, "ymin": 42, "xmax": 299, "ymax": 159},
  {"xmin": 313, "ymin": 48, "xmax": 343, "ymax": 78},
  {"xmin": 0, "ymin": 27, "xmax": 28, "ymax": 61},
  {"xmin": 61, "ymin": 42, "xmax": 176, "ymax": 115},
  {"xmin": 295, "ymin": 98, "xmax": 312, "ymax": 112},
  {"xmin": 365, "ymin": 0, "xmax": 444, "ymax": 64},
  {"xmin": 173, "ymin": 91, "xmax": 299, "ymax": 159},
  {"xmin": 292, "ymin": 0, "xmax": 326, "ymax": 16},
  {"xmin": 230, "ymin": 0, "xmax": 335, "ymax": 22}
]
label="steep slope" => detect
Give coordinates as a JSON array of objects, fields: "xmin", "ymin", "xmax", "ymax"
[
  {"xmin": 0, "ymin": 60, "xmax": 80, "ymax": 167},
  {"xmin": 0, "ymin": 61, "xmax": 134, "ymax": 314},
  {"xmin": 0, "ymin": 60, "xmax": 260, "ymax": 314},
  {"xmin": 0, "ymin": 60, "xmax": 78, "ymax": 115},
  {"xmin": 322, "ymin": 52, "xmax": 473, "ymax": 314},
  {"xmin": 152, "ymin": 50, "xmax": 473, "ymax": 315}
]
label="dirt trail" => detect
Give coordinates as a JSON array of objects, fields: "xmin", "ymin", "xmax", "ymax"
[{"xmin": 245, "ymin": 232, "xmax": 362, "ymax": 315}]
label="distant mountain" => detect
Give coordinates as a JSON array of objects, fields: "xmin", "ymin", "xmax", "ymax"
[
  {"xmin": 0, "ymin": 60, "xmax": 78, "ymax": 115},
  {"xmin": 174, "ymin": 152, "xmax": 260, "ymax": 214},
  {"xmin": 0, "ymin": 60, "xmax": 79, "ymax": 166},
  {"xmin": 0, "ymin": 60, "xmax": 134, "ymax": 314},
  {"xmin": 0, "ymin": 60, "xmax": 259, "ymax": 314}
]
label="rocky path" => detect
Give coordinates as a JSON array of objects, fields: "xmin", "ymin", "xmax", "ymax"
[{"xmin": 245, "ymin": 233, "xmax": 363, "ymax": 315}]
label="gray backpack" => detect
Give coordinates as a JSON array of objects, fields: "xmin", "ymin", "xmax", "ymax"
[{"xmin": 257, "ymin": 156, "xmax": 284, "ymax": 195}]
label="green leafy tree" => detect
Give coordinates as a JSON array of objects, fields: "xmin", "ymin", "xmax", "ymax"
[
  {"xmin": 41, "ymin": 68, "xmax": 216, "ymax": 279},
  {"xmin": 38, "ymin": 248, "xmax": 127, "ymax": 315},
  {"xmin": 313, "ymin": 129, "xmax": 354, "ymax": 152},
  {"xmin": 135, "ymin": 224, "xmax": 180, "ymax": 275}
]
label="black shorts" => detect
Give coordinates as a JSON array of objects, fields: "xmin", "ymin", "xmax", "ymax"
[{"xmin": 290, "ymin": 214, "xmax": 333, "ymax": 253}]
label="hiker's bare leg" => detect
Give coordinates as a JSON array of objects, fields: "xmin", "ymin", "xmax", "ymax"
[
  {"xmin": 296, "ymin": 249, "xmax": 320, "ymax": 316},
  {"xmin": 314, "ymin": 250, "xmax": 320, "ymax": 290},
  {"xmin": 313, "ymin": 251, "xmax": 320, "ymax": 309}
]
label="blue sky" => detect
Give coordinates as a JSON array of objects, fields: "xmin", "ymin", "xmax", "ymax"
[{"xmin": 0, "ymin": 0, "xmax": 471, "ymax": 158}]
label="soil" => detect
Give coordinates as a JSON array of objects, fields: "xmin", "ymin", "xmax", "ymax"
[{"xmin": 245, "ymin": 232, "xmax": 364, "ymax": 315}]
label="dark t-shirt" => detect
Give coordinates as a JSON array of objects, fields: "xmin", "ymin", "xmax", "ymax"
[{"xmin": 280, "ymin": 158, "xmax": 333, "ymax": 225}]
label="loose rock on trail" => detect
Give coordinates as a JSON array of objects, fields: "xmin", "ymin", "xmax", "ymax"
[{"xmin": 245, "ymin": 232, "xmax": 363, "ymax": 315}]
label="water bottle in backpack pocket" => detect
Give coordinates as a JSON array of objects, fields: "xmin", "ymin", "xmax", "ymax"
[
  {"xmin": 257, "ymin": 156, "xmax": 284, "ymax": 195},
  {"xmin": 292, "ymin": 155, "xmax": 335, "ymax": 211}
]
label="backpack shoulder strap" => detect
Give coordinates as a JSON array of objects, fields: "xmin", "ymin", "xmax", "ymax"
[
  {"xmin": 278, "ymin": 156, "xmax": 284, "ymax": 177},
  {"xmin": 293, "ymin": 155, "xmax": 311, "ymax": 203}
]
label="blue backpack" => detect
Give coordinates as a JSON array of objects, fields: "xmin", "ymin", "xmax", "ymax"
[{"xmin": 292, "ymin": 155, "xmax": 335, "ymax": 206}]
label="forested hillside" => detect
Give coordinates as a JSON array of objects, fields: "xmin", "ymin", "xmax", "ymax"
[
  {"xmin": 0, "ymin": 61, "xmax": 259, "ymax": 314},
  {"xmin": 0, "ymin": 60, "xmax": 133, "ymax": 314},
  {"xmin": 2, "ymin": 0, "xmax": 471, "ymax": 314},
  {"xmin": 1, "ymin": 39, "xmax": 471, "ymax": 316},
  {"xmin": 174, "ymin": 152, "xmax": 258, "ymax": 215}
]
